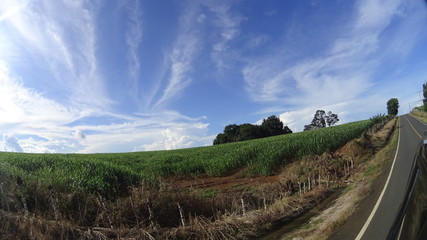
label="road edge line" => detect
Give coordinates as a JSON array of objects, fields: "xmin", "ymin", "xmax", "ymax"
[
  {"xmin": 355, "ymin": 117, "xmax": 401, "ymax": 240},
  {"xmin": 409, "ymin": 113, "xmax": 427, "ymax": 126}
]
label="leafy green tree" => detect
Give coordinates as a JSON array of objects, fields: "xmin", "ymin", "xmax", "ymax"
[
  {"xmin": 223, "ymin": 124, "xmax": 239, "ymax": 142},
  {"xmin": 238, "ymin": 123, "xmax": 264, "ymax": 141},
  {"xmin": 261, "ymin": 115, "xmax": 285, "ymax": 136},
  {"xmin": 213, "ymin": 133, "xmax": 228, "ymax": 145},
  {"xmin": 387, "ymin": 98, "xmax": 399, "ymax": 116},
  {"xmin": 304, "ymin": 110, "xmax": 339, "ymax": 131},
  {"xmin": 213, "ymin": 115, "xmax": 292, "ymax": 145}
]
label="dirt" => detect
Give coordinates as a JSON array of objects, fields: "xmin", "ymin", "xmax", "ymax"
[{"xmin": 162, "ymin": 169, "xmax": 280, "ymax": 194}]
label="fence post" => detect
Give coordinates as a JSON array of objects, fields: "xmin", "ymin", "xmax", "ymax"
[
  {"xmin": 177, "ymin": 202, "xmax": 186, "ymax": 227},
  {"xmin": 48, "ymin": 186, "xmax": 60, "ymax": 221},
  {"xmin": 97, "ymin": 193, "xmax": 114, "ymax": 229},
  {"xmin": 147, "ymin": 198, "xmax": 156, "ymax": 229},
  {"xmin": 16, "ymin": 177, "xmax": 29, "ymax": 217},
  {"xmin": 240, "ymin": 198, "xmax": 246, "ymax": 216}
]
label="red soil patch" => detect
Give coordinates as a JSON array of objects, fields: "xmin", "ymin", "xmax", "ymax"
[{"xmin": 163, "ymin": 169, "xmax": 280, "ymax": 194}]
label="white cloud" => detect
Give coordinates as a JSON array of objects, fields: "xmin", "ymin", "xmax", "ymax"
[
  {"xmin": 74, "ymin": 131, "xmax": 86, "ymax": 140},
  {"xmin": 0, "ymin": 61, "xmax": 81, "ymax": 125},
  {"xmin": 136, "ymin": 124, "xmax": 214, "ymax": 152},
  {"xmin": 75, "ymin": 115, "xmax": 213, "ymax": 153},
  {"xmin": 2, "ymin": 133, "xmax": 23, "ymax": 152}
]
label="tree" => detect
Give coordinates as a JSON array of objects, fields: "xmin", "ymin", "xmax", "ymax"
[
  {"xmin": 387, "ymin": 98, "xmax": 399, "ymax": 116},
  {"xmin": 423, "ymin": 82, "xmax": 427, "ymax": 111},
  {"xmin": 223, "ymin": 124, "xmax": 239, "ymax": 142},
  {"xmin": 304, "ymin": 110, "xmax": 339, "ymax": 131},
  {"xmin": 238, "ymin": 123, "xmax": 264, "ymax": 141},
  {"xmin": 261, "ymin": 115, "xmax": 285, "ymax": 136},
  {"xmin": 213, "ymin": 133, "xmax": 228, "ymax": 145},
  {"xmin": 261, "ymin": 115, "xmax": 293, "ymax": 136},
  {"xmin": 213, "ymin": 115, "xmax": 292, "ymax": 145}
]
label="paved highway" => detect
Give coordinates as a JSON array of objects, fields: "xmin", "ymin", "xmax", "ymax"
[{"xmin": 330, "ymin": 114, "xmax": 427, "ymax": 239}]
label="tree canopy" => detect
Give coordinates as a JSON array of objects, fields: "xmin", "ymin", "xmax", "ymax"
[
  {"xmin": 304, "ymin": 110, "xmax": 339, "ymax": 131},
  {"xmin": 387, "ymin": 98, "xmax": 399, "ymax": 116},
  {"xmin": 213, "ymin": 115, "xmax": 292, "ymax": 145}
]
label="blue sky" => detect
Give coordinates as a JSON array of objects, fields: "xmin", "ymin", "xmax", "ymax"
[{"xmin": 0, "ymin": 0, "xmax": 426, "ymax": 153}]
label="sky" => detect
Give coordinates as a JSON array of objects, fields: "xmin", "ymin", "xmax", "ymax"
[{"xmin": 0, "ymin": 0, "xmax": 426, "ymax": 153}]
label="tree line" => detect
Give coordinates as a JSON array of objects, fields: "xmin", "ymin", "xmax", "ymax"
[{"xmin": 213, "ymin": 115, "xmax": 292, "ymax": 145}]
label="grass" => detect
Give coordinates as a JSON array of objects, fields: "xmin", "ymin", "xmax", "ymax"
[
  {"xmin": 411, "ymin": 108, "xmax": 427, "ymax": 124},
  {"xmin": 0, "ymin": 116, "xmax": 394, "ymax": 239},
  {"xmin": 198, "ymin": 188, "xmax": 220, "ymax": 198},
  {"xmin": 302, "ymin": 218, "xmax": 324, "ymax": 230},
  {"xmin": 0, "ymin": 118, "xmax": 383, "ymax": 197},
  {"xmin": 363, "ymin": 163, "xmax": 382, "ymax": 177}
]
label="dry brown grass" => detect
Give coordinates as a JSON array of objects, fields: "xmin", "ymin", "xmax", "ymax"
[
  {"xmin": 411, "ymin": 109, "xmax": 427, "ymax": 124},
  {"xmin": 280, "ymin": 117, "xmax": 398, "ymax": 240}
]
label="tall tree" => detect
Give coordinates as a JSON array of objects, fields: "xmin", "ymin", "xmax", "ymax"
[
  {"xmin": 304, "ymin": 110, "xmax": 339, "ymax": 131},
  {"xmin": 387, "ymin": 98, "xmax": 399, "ymax": 116},
  {"xmin": 261, "ymin": 115, "xmax": 285, "ymax": 136}
]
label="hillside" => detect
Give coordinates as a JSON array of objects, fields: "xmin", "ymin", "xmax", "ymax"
[{"xmin": 0, "ymin": 116, "xmax": 393, "ymax": 239}]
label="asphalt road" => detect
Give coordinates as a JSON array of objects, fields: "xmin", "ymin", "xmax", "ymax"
[{"xmin": 329, "ymin": 114, "xmax": 427, "ymax": 240}]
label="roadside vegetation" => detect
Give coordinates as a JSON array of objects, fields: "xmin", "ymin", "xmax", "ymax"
[
  {"xmin": 1, "ymin": 119, "xmax": 378, "ymax": 197},
  {"xmin": 0, "ymin": 114, "xmax": 395, "ymax": 239},
  {"xmin": 279, "ymin": 117, "xmax": 398, "ymax": 240}
]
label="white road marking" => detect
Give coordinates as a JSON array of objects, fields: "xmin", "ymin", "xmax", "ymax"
[
  {"xmin": 355, "ymin": 117, "xmax": 401, "ymax": 240},
  {"xmin": 409, "ymin": 113, "xmax": 427, "ymax": 126}
]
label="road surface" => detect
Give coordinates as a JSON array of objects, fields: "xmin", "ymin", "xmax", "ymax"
[{"xmin": 329, "ymin": 114, "xmax": 426, "ymax": 239}]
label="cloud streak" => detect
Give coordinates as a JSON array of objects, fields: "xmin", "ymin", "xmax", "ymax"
[
  {"xmin": 203, "ymin": 1, "xmax": 243, "ymax": 71},
  {"xmin": 243, "ymin": 0, "xmax": 419, "ymax": 109},
  {"xmin": 0, "ymin": 0, "xmax": 111, "ymax": 109},
  {"xmin": 126, "ymin": 0, "xmax": 143, "ymax": 100},
  {"xmin": 152, "ymin": 3, "xmax": 203, "ymax": 108}
]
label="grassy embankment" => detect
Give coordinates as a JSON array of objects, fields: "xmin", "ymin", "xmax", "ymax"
[
  {"xmin": 279, "ymin": 117, "xmax": 398, "ymax": 240},
  {"xmin": 411, "ymin": 108, "xmax": 427, "ymax": 124},
  {"xmin": 0, "ymin": 119, "xmax": 376, "ymax": 197},
  {"xmin": 0, "ymin": 116, "xmax": 391, "ymax": 239}
]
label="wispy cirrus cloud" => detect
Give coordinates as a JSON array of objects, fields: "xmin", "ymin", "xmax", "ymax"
[
  {"xmin": 244, "ymin": 0, "xmax": 427, "ymax": 133},
  {"xmin": 0, "ymin": 1, "xmax": 215, "ymax": 153},
  {"xmin": 152, "ymin": 3, "xmax": 203, "ymax": 109},
  {"xmin": 126, "ymin": 0, "xmax": 143, "ymax": 98},
  {"xmin": 0, "ymin": 0, "xmax": 111, "ymax": 109},
  {"xmin": 243, "ymin": 0, "xmax": 423, "ymax": 110},
  {"xmin": 203, "ymin": 1, "xmax": 244, "ymax": 72}
]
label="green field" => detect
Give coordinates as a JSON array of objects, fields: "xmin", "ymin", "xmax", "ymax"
[{"xmin": 0, "ymin": 119, "xmax": 377, "ymax": 197}]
